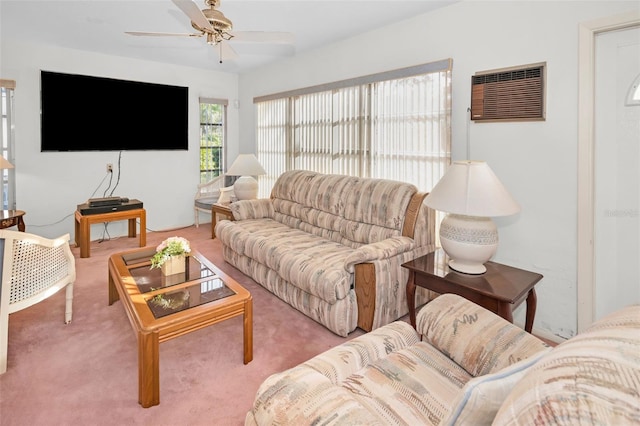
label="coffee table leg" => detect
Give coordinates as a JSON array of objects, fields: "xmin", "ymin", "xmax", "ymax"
[
  {"xmin": 108, "ymin": 271, "xmax": 119, "ymax": 305},
  {"xmin": 406, "ymin": 271, "xmax": 417, "ymax": 328},
  {"xmin": 243, "ymin": 298, "xmax": 253, "ymax": 364},
  {"xmin": 138, "ymin": 330, "xmax": 160, "ymax": 408}
]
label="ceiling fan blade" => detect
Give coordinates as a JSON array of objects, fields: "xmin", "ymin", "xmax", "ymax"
[
  {"xmin": 231, "ymin": 31, "xmax": 295, "ymax": 44},
  {"xmin": 213, "ymin": 41, "xmax": 239, "ymax": 63},
  {"xmin": 171, "ymin": 0, "xmax": 214, "ymax": 32},
  {"xmin": 125, "ymin": 31, "xmax": 202, "ymax": 38}
]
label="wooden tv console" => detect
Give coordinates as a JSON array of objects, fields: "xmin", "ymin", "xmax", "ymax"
[{"xmin": 74, "ymin": 208, "xmax": 146, "ymax": 258}]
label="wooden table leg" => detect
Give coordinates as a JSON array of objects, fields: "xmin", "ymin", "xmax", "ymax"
[
  {"xmin": 244, "ymin": 297, "xmax": 253, "ymax": 364},
  {"xmin": 17, "ymin": 216, "xmax": 25, "ymax": 232},
  {"xmin": 108, "ymin": 270, "xmax": 120, "ymax": 305},
  {"xmin": 211, "ymin": 210, "xmax": 217, "ymax": 239},
  {"xmin": 128, "ymin": 218, "xmax": 137, "ymax": 238},
  {"xmin": 524, "ymin": 289, "xmax": 537, "ymax": 333},
  {"xmin": 80, "ymin": 216, "xmax": 90, "ymax": 258},
  {"xmin": 138, "ymin": 330, "xmax": 160, "ymax": 408},
  {"xmin": 406, "ymin": 270, "xmax": 417, "ymax": 328},
  {"xmin": 497, "ymin": 302, "xmax": 514, "ymax": 324},
  {"xmin": 74, "ymin": 213, "xmax": 80, "ymax": 247},
  {"xmin": 139, "ymin": 210, "xmax": 146, "ymax": 247}
]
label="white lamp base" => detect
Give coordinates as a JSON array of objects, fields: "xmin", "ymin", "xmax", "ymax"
[
  {"xmin": 233, "ymin": 176, "xmax": 259, "ymax": 200},
  {"xmin": 439, "ymin": 214, "xmax": 498, "ymax": 274}
]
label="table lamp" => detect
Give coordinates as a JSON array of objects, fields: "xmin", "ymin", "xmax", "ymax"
[
  {"xmin": 226, "ymin": 154, "xmax": 266, "ymax": 200},
  {"xmin": 424, "ymin": 160, "xmax": 520, "ymax": 274}
]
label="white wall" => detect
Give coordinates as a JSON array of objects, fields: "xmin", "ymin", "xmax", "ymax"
[
  {"xmin": 1, "ymin": 41, "xmax": 239, "ymax": 240},
  {"xmin": 238, "ymin": 1, "xmax": 639, "ymax": 340}
]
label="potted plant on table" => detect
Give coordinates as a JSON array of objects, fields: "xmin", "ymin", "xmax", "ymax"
[{"xmin": 150, "ymin": 236, "xmax": 191, "ymax": 276}]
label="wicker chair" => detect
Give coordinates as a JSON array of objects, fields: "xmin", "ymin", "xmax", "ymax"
[
  {"xmin": 194, "ymin": 175, "xmax": 237, "ymax": 227},
  {"xmin": 0, "ymin": 230, "xmax": 75, "ymax": 374}
]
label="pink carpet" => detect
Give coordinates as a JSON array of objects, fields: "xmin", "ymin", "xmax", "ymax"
[{"xmin": 0, "ymin": 225, "xmax": 365, "ymax": 425}]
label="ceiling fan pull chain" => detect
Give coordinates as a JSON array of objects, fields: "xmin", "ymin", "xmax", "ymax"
[{"xmin": 219, "ymin": 42, "xmax": 223, "ymax": 64}]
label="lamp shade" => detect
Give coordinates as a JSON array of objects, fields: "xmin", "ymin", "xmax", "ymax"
[
  {"xmin": 226, "ymin": 154, "xmax": 266, "ymax": 177},
  {"xmin": 0, "ymin": 156, "xmax": 14, "ymax": 169},
  {"xmin": 424, "ymin": 161, "xmax": 520, "ymax": 217}
]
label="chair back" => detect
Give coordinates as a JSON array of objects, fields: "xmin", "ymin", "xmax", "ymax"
[{"xmin": 0, "ymin": 230, "xmax": 75, "ymax": 315}]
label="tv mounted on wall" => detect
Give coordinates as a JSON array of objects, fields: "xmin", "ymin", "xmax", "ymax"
[{"xmin": 40, "ymin": 71, "xmax": 189, "ymax": 152}]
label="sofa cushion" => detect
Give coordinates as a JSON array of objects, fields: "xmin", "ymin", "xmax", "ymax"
[
  {"xmin": 271, "ymin": 170, "xmax": 356, "ymax": 216},
  {"xmin": 418, "ymin": 294, "xmax": 550, "ymax": 377},
  {"xmin": 270, "ymin": 170, "xmax": 417, "ymax": 245},
  {"xmin": 493, "ymin": 304, "xmax": 640, "ymax": 425},
  {"xmin": 249, "ymin": 320, "xmax": 474, "ymax": 425},
  {"xmin": 342, "ymin": 341, "xmax": 471, "ymax": 425},
  {"xmin": 217, "ymin": 217, "xmax": 354, "ymax": 303},
  {"xmin": 341, "ymin": 175, "xmax": 417, "ymax": 231}
]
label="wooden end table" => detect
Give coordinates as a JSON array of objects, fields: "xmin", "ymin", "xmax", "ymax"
[
  {"xmin": 108, "ymin": 247, "xmax": 253, "ymax": 408},
  {"xmin": 403, "ymin": 249, "xmax": 542, "ymax": 333},
  {"xmin": 211, "ymin": 203, "xmax": 234, "ymax": 239},
  {"xmin": 74, "ymin": 208, "xmax": 146, "ymax": 258},
  {"xmin": 0, "ymin": 209, "xmax": 26, "ymax": 231}
]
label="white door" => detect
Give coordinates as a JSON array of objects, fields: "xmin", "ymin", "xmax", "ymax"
[{"xmin": 594, "ymin": 26, "xmax": 640, "ymax": 320}]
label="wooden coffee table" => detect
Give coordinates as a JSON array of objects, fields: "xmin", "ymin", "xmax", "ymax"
[{"xmin": 108, "ymin": 247, "xmax": 253, "ymax": 408}]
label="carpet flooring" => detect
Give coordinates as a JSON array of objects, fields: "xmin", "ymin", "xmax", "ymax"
[{"xmin": 0, "ymin": 224, "xmax": 365, "ymax": 425}]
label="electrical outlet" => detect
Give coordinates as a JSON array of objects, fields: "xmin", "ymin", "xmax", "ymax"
[{"xmin": 107, "ymin": 163, "xmax": 113, "ymax": 173}]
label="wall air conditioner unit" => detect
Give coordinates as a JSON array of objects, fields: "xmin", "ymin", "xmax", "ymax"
[{"xmin": 471, "ymin": 62, "xmax": 546, "ymax": 122}]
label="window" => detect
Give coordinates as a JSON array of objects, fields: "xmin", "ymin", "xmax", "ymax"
[
  {"xmin": 254, "ymin": 59, "xmax": 452, "ymax": 197},
  {"xmin": 199, "ymin": 98, "xmax": 228, "ymax": 183},
  {"xmin": 626, "ymin": 72, "xmax": 640, "ymax": 106},
  {"xmin": 0, "ymin": 80, "xmax": 16, "ymax": 210}
]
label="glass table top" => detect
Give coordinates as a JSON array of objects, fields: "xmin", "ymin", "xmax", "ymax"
[{"xmin": 123, "ymin": 249, "xmax": 235, "ymax": 318}]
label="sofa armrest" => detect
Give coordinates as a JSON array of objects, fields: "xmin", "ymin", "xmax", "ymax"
[
  {"xmin": 343, "ymin": 236, "xmax": 415, "ymax": 272},
  {"xmin": 417, "ymin": 294, "xmax": 550, "ymax": 377},
  {"xmin": 229, "ymin": 199, "xmax": 274, "ymax": 220}
]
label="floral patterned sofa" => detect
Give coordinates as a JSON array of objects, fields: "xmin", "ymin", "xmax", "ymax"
[
  {"xmin": 215, "ymin": 170, "xmax": 437, "ymax": 337},
  {"xmin": 246, "ymin": 293, "xmax": 640, "ymax": 425}
]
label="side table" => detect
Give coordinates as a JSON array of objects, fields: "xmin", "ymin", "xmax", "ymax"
[
  {"xmin": 211, "ymin": 203, "xmax": 234, "ymax": 239},
  {"xmin": 0, "ymin": 210, "xmax": 26, "ymax": 231},
  {"xmin": 74, "ymin": 208, "xmax": 146, "ymax": 258},
  {"xmin": 402, "ymin": 249, "xmax": 542, "ymax": 333}
]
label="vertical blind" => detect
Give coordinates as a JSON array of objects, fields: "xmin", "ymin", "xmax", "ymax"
[{"xmin": 254, "ymin": 59, "xmax": 452, "ymax": 198}]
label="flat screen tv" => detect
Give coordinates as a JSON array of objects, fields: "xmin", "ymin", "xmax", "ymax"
[{"xmin": 40, "ymin": 71, "xmax": 188, "ymax": 152}]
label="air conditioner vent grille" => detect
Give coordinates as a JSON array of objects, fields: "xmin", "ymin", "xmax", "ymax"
[{"xmin": 471, "ymin": 64, "xmax": 545, "ymax": 121}]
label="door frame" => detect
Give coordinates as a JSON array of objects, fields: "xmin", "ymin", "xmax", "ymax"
[{"xmin": 577, "ymin": 11, "xmax": 640, "ymax": 333}]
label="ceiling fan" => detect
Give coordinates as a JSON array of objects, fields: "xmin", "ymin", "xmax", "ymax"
[{"xmin": 126, "ymin": 0, "xmax": 295, "ymax": 63}]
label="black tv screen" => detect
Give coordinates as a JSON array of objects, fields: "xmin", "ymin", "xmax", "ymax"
[{"xmin": 40, "ymin": 71, "xmax": 188, "ymax": 152}]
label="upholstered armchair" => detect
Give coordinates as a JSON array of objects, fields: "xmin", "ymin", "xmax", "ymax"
[{"xmin": 0, "ymin": 230, "xmax": 75, "ymax": 374}]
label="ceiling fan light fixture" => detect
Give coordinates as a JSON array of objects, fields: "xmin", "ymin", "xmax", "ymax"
[
  {"xmin": 126, "ymin": 0, "xmax": 294, "ymax": 65},
  {"xmin": 202, "ymin": 8, "xmax": 233, "ymax": 32}
]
